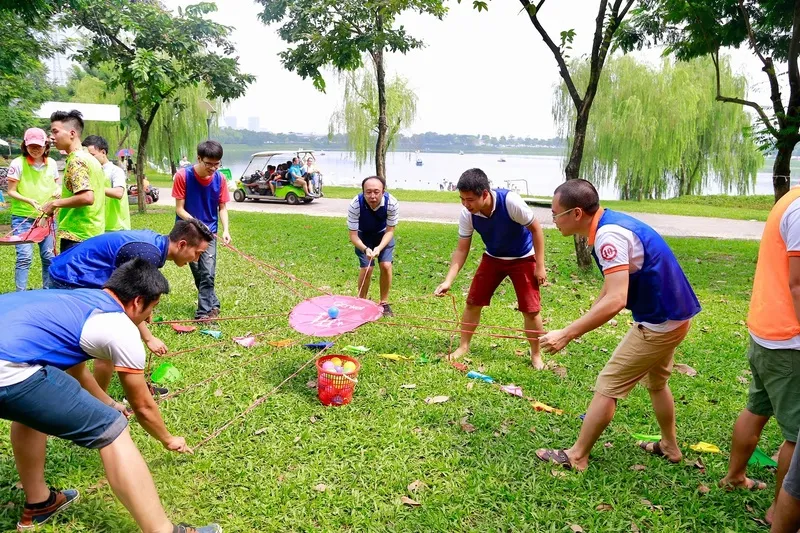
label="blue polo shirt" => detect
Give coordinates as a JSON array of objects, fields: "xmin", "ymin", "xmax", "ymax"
[{"xmin": 49, "ymin": 230, "xmax": 169, "ymax": 288}]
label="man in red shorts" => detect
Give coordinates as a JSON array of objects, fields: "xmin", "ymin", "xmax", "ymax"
[{"xmin": 435, "ymin": 168, "xmax": 547, "ymax": 368}]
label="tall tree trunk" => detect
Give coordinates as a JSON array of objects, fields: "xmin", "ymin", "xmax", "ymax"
[
  {"xmin": 166, "ymin": 125, "xmax": 177, "ymax": 176},
  {"xmin": 135, "ymin": 122, "xmax": 150, "ymax": 214},
  {"xmin": 566, "ymin": 110, "xmax": 594, "ymax": 269},
  {"xmin": 773, "ymin": 142, "xmax": 793, "ymax": 201},
  {"xmin": 373, "ymin": 20, "xmax": 388, "ymax": 180}
]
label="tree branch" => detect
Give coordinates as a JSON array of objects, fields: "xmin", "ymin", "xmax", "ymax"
[
  {"xmin": 712, "ymin": 50, "xmax": 778, "ymax": 137},
  {"xmin": 786, "ymin": 0, "xmax": 800, "ymax": 143},
  {"xmin": 588, "ymin": 0, "xmax": 610, "ymax": 81},
  {"xmin": 519, "ymin": 0, "xmax": 582, "ymax": 108},
  {"xmin": 737, "ymin": 0, "xmax": 768, "ymax": 65}
]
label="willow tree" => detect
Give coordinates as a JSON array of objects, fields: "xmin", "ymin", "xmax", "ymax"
[
  {"xmin": 148, "ymin": 85, "xmax": 210, "ymax": 175},
  {"xmin": 554, "ymin": 55, "xmax": 763, "ymax": 199},
  {"xmin": 329, "ymin": 68, "xmax": 418, "ymax": 173}
]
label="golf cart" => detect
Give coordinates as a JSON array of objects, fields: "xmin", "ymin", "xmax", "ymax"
[{"xmin": 233, "ymin": 150, "xmax": 322, "ymax": 205}]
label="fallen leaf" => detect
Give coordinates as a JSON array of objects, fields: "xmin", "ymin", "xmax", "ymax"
[
  {"xmin": 401, "ymin": 496, "xmax": 421, "ymax": 507},
  {"xmin": 604, "ymin": 442, "xmax": 614, "ymax": 448},
  {"xmin": 551, "ymin": 366, "xmax": 567, "ymax": 379},
  {"xmin": 318, "ymin": 285, "xmax": 331, "ymax": 291},
  {"xmin": 313, "ymin": 483, "xmax": 327, "ymax": 492},
  {"xmin": 746, "ymin": 504, "xmax": 755, "ymax": 514},
  {"xmin": 477, "ymin": 364, "xmax": 486, "ymax": 373},
  {"xmin": 514, "ymin": 349, "xmax": 526, "ymax": 357},
  {"xmin": 412, "ymin": 427, "xmax": 422, "ymax": 435},
  {"xmin": 630, "ymin": 464, "xmax": 646, "ymax": 471},
  {"xmin": 596, "ymin": 503, "xmax": 613, "ymax": 511},
  {"xmin": 214, "ymin": 388, "xmax": 223, "ymax": 397},
  {"xmin": 1, "ymin": 502, "xmax": 14, "ymax": 510},
  {"xmin": 569, "ymin": 525, "xmax": 584, "ymax": 533},
  {"xmin": 466, "ymin": 382, "xmax": 475, "ymax": 391},
  {"xmin": 425, "ymin": 395, "xmax": 449, "ymax": 404},
  {"xmin": 630, "ymin": 522, "xmax": 640, "ymax": 532},
  {"xmin": 254, "ymin": 427, "xmax": 268, "ymax": 435},
  {"xmin": 306, "ymin": 380, "xmax": 317, "ymax": 389},
  {"xmin": 12, "ymin": 482, "xmax": 22, "ymax": 490},
  {"xmin": 407, "ymin": 480, "xmax": 427, "ymax": 492},
  {"xmin": 685, "ymin": 457, "xmax": 706, "ymax": 472},
  {"xmin": 378, "ymin": 388, "xmax": 387, "ymax": 397},
  {"xmin": 737, "ymin": 376, "xmax": 749, "ymax": 384},
  {"xmin": 600, "ymin": 347, "xmax": 608, "ymax": 353},
  {"xmin": 293, "ymin": 436, "xmax": 301, "ymax": 444},
  {"xmin": 400, "ymin": 384, "xmax": 417, "ymax": 389},
  {"xmin": 674, "ymin": 363, "xmax": 698, "ymax": 377},
  {"xmin": 698, "ymin": 484, "xmax": 710, "ymax": 494},
  {"xmin": 460, "ymin": 417, "xmax": 477, "ymax": 433},
  {"xmin": 550, "ymin": 469, "xmax": 567, "ymax": 478},
  {"xmin": 450, "ymin": 361, "xmax": 469, "ymax": 372},
  {"xmin": 641, "ymin": 499, "xmax": 663, "ymax": 511},
  {"xmin": 529, "ymin": 426, "xmax": 536, "ymax": 434},
  {"xmin": 309, "ymin": 416, "xmax": 319, "ymax": 424},
  {"xmin": 609, "ymin": 319, "xmax": 618, "ymax": 327}
]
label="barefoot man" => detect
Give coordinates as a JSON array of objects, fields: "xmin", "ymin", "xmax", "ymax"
[
  {"xmin": 434, "ymin": 168, "xmax": 547, "ymax": 368},
  {"xmin": 535, "ymin": 179, "xmax": 700, "ymax": 471}
]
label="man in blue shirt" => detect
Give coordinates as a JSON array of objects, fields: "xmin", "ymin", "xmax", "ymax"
[
  {"xmin": 435, "ymin": 168, "xmax": 547, "ymax": 368},
  {"xmin": 287, "ymin": 156, "xmax": 315, "ymax": 197},
  {"xmin": 49, "ymin": 219, "xmax": 213, "ymax": 391},
  {"xmin": 536, "ymin": 179, "xmax": 700, "ymax": 472},
  {"xmin": 0, "ymin": 260, "xmax": 219, "ymax": 533}
]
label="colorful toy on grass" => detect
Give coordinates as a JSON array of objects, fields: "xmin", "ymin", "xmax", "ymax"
[
  {"xmin": 327, "ymin": 307, "xmax": 339, "ymax": 319},
  {"xmin": 290, "ymin": 295, "xmax": 383, "ymax": 337},
  {"xmin": 467, "ymin": 370, "xmax": 494, "ymax": 383},
  {"xmin": 151, "ymin": 362, "xmax": 182, "ymax": 384}
]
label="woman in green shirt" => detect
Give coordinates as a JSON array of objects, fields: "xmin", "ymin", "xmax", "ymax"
[{"xmin": 6, "ymin": 128, "xmax": 59, "ymax": 291}]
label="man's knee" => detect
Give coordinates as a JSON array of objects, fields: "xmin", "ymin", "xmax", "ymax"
[{"xmin": 379, "ymin": 261, "xmax": 392, "ymax": 273}]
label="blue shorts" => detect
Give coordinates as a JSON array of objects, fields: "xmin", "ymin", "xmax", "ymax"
[
  {"xmin": 355, "ymin": 233, "xmax": 395, "ymax": 268},
  {"xmin": 0, "ymin": 366, "xmax": 128, "ymax": 449}
]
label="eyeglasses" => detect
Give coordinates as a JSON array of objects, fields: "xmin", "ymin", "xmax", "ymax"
[
  {"xmin": 201, "ymin": 160, "xmax": 222, "ymax": 169},
  {"xmin": 551, "ymin": 207, "xmax": 577, "ymax": 221}
]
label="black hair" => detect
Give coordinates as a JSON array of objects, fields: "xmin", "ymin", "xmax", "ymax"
[
  {"xmin": 168, "ymin": 219, "xmax": 214, "ymax": 246},
  {"xmin": 197, "ymin": 140, "xmax": 223, "ymax": 160},
  {"xmin": 456, "ymin": 168, "xmax": 490, "ymax": 195},
  {"xmin": 361, "ymin": 175, "xmax": 386, "ymax": 191},
  {"xmin": 267, "ymin": 165, "xmax": 276, "ymax": 171},
  {"xmin": 82, "ymin": 134, "xmax": 109, "ymax": 154},
  {"xmin": 553, "ymin": 179, "xmax": 600, "ymax": 215},
  {"xmin": 49, "ymin": 109, "xmax": 84, "ymax": 135},
  {"xmin": 103, "ymin": 258, "xmax": 170, "ymax": 307}
]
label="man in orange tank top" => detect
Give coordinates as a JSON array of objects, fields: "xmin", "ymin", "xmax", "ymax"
[{"xmin": 719, "ymin": 187, "xmax": 800, "ymax": 527}]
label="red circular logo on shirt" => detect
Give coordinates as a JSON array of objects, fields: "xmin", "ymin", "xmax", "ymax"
[{"xmin": 600, "ymin": 243, "xmax": 618, "ymax": 261}]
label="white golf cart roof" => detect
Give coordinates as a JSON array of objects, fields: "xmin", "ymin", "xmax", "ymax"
[{"xmin": 250, "ymin": 149, "xmax": 316, "ymax": 158}]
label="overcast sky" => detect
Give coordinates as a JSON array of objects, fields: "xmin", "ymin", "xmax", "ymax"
[{"xmin": 161, "ymin": 0, "xmax": 768, "ymax": 139}]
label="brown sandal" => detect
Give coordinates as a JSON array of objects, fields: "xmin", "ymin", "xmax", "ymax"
[
  {"xmin": 638, "ymin": 440, "xmax": 681, "ymax": 464},
  {"xmin": 536, "ymin": 448, "xmax": 573, "ymax": 470}
]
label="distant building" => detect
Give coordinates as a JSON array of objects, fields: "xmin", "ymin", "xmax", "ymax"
[
  {"xmin": 247, "ymin": 116, "xmax": 260, "ymax": 131},
  {"xmin": 223, "ymin": 116, "xmax": 237, "ymax": 129}
]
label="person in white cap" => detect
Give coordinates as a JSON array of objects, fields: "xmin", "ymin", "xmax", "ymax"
[{"xmin": 5, "ymin": 128, "xmax": 60, "ymax": 291}]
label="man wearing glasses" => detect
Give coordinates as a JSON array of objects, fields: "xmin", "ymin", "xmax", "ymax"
[
  {"xmin": 171, "ymin": 140, "xmax": 231, "ymax": 321},
  {"xmin": 536, "ymin": 178, "xmax": 700, "ymax": 472}
]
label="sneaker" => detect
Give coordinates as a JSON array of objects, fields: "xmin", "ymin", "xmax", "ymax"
[
  {"xmin": 381, "ymin": 303, "xmax": 393, "ymax": 317},
  {"xmin": 17, "ymin": 488, "xmax": 80, "ymax": 531},
  {"xmin": 174, "ymin": 523, "xmax": 222, "ymax": 533}
]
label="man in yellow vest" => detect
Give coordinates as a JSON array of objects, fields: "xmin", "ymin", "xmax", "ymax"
[
  {"xmin": 83, "ymin": 135, "xmax": 131, "ymax": 232},
  {"xmin": 41, "ymin": 110, "xmax": 106, "ymax": 252},
  {"xmin": 719, "ymin": 187, "xmax": 800, "ymax": 526}
]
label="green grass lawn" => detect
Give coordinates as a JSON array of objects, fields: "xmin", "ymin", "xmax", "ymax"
[{"xmin": 0, "ymin": 210, "xmax": 779, "ymax": 531}]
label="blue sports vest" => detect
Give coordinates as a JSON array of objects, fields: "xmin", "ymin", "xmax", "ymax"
[
  {"xmin": 592, "ymin": 209, "xmax": 701, "ymax": 324},
  {"xmin": 0, "ymin": 289, "xmax": 124, "ymax": 369},
  {"xmin": 49, "ymin": 230, "xmax": 168, "ymax": 288},
  {"xmin": 358, "ymin": 192, "xmax": 389, "ymax": 236},
  {"xmin": 179, "ymin": 166, "xmax": 222, "ymax": 233},
  {"xmin": 472, "ymin": 189, "xmax": 533, "ymax": 258}
]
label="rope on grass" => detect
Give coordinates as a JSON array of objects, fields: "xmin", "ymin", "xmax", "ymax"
[
  {"xmin": 153, "ymin": 312, "xmax": 288, "ymax": 325},
  {"xmin": 380, "ymin": 320, "xmax": 543, "ymax": 342},
  {"xmin": 193, "ymin": 342, "xmax": 335, "ymax": 450}
]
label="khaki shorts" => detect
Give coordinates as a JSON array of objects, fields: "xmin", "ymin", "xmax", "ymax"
[{"xmin": 594, "ymin": 321, "xmax": 691, "ymax": 399}]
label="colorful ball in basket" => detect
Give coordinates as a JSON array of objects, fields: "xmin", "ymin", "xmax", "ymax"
[{"xmin": 316, "ymin": 354, "xmax": 360, "ymax": 406}]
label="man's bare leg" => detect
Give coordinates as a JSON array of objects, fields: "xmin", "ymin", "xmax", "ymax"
[
  {"xmin": 450, "ymin": 304, "xmax": 482, "ymax": 360},
  {"xmin": 522, "ymin": 311, "xmax": 544, "ymax": 369},
  {"xmin": 378, "ymin": 261, "xmax": 392, "ymax": 304},
  {"xmin": 10, "ymin": 423, "xmax": 51, "ymax": 505}
]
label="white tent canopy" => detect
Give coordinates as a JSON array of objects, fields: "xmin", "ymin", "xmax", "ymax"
[{"xmin": 34, "ymin": 102, "xmax": 120, "ymax": 122}]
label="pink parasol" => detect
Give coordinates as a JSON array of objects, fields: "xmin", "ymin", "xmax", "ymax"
[{"xmin": 289, "ymin": 295, "xmax": 383, "ymax": 337}]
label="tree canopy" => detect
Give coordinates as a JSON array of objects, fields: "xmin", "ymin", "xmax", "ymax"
[{"xmin": 555, "ymin": 55, "xmax": 763, "ymax": 199}]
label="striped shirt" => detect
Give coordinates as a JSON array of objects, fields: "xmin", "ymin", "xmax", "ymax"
[{"xmin": 347, "ymin": 193, "xmax": 399, "ymax": 231}]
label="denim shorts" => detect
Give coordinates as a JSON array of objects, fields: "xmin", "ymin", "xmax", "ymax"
[
  {"xmin": 0, "ymin": 366, "xmax": 127, "ymax": 449},
  {"xmin": 355, "ymin": 233, "xmax": 395, "ymax": 268}
]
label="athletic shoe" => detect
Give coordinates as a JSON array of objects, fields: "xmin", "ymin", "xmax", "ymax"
[
  {"xmin": 381, "ymin": 303, "xmax": 393, "ymax": 317},
  {"xmin": 149, "ymin": 384, "xmax": 169, "ymax": 397},
  {"xmin": 174, "ymin": 523, "xmax": 222, "ymax": 533},
  {"xmin": 17, "ymin": 488, "xmax": 79, "ymax": 531}
]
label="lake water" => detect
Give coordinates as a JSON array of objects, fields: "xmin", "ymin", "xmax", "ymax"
[{"xmin": 223, "ymin": 149, "xmax": 777, "ymax": 199}]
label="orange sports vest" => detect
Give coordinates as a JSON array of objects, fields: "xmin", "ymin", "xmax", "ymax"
[{"xmin": 748, "ymin": 188, "xmax": 800, "ymax": 340}]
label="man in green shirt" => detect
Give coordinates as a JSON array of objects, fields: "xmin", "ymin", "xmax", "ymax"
[
  {"xmin": 42, "ymin": 110, "xmax": 106, "ymax": 252},
  {"xmin": 83, "ymin": 135, "xmax": 131, "ymax": 232}
]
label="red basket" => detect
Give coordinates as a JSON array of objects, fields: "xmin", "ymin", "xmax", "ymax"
[{"xmin": 316, "ymin": 354, "xmax": 360, "ymax": 406}]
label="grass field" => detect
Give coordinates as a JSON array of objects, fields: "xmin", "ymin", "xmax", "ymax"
[{"xmin": 0, "ymin": 210, "xmax": 781, "ymax": 531}]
